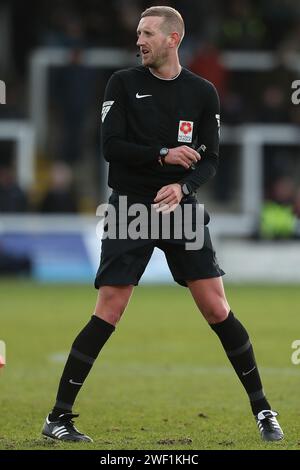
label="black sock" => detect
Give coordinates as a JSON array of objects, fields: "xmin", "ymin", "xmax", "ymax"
[
  {"xmin": 210, "ymin": 311, "xmax": 271, "ymax": 415},
  {"xmin": 49, "ymin": 315, "xmax": 115, "ymax": 420},
  {"xmin": 49, "ymin": 407, "xmax": 68, "ymax": 421}
]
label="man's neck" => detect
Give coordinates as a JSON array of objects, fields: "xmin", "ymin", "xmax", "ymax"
[{"xmin": 149, "ymin": 60, "xmax": 182, "ymax": 80}]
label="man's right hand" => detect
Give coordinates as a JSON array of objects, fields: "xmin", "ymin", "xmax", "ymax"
[{"xmin": 164, "ymin": 146, "xmax": 201, "ymax": 169}]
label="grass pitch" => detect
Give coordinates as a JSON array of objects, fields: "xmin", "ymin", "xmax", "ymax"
[{"xmin": 0, "ymin": 281, "xmax": 299, "ymax": 450}]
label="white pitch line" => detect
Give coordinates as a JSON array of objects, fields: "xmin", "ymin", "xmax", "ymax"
[
  {"xmin": 48, "ymin": 354, "xmax": 300, "ymax": 377},
  {"xmin": 48, "ymin": 352, "xmax": 68, "ymax": 363}
]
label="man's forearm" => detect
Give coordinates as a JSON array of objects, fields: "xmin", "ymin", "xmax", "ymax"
[
  {"xmin": 103, "ymin": 137, "xmax": 161, "ymax": 167},
  {"xmin": 178, "ymin": 153, "xmax": 218, "ymax": 192}
]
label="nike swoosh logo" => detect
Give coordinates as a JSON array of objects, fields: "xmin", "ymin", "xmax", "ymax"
[
  {"xmin": 242, "ymin": 366, "xmax": 256, "ymax": 376},
  {"xmin": 136, "ymin": 93, "xmax": 152, "ymax": 99},
  {"xmin": 69, "ymin": 379, "xmax": 83, "ymax": 385}
]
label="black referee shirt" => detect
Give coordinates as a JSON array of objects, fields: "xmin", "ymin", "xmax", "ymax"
[{"xmin": 101, "ymin": 66, "xmax": 220, "ymax": 199}]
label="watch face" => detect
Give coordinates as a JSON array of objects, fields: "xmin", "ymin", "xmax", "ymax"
[
  {"xmin": 182, "ymin": 184, "xmax": 190, "ymax": 196},
  {"xmin": 160, "ymin": 147, "xmax": 168, "ymax": 157}
]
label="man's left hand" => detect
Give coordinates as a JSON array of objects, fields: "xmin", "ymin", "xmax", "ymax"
[{"xmin": 153, "ymin": 183, "xmax": 183, "ymax": 213}]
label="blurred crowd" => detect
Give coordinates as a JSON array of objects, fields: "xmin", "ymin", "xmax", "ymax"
[
  {"xmin": 4, "ymin": 0, "xmax": 300, "ymax": 65},
  {"xmin": 0, "ymin": 0, "xmax": 300, "ymax": 219}
]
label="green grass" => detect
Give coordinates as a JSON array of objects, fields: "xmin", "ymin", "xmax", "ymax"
[{"xmin": 0, "ymin": 281, "xmax": 299, "ymax": 450}]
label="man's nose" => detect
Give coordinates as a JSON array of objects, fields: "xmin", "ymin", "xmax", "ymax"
[{"xmin": 136, "ymin": 36, "xmax": 143, "ymax": 47}]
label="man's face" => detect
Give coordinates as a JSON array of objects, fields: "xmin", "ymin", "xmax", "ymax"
[{"xmin": 136, "ymin": 16, "xmax": 170, "ymax": 68}]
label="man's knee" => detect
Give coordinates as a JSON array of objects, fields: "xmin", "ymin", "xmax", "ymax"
[
  {"xmin": 201, "ymin": 298, "xmax": 230, "ymax": 324},
  {"xmin": 94, "ymin": 285, "xmax": 133, "ymax": 325}
]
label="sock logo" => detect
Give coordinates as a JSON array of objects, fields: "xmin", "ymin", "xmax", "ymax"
[
  {"xmin": 242, "ymin": 365, "xmax": 256, "ymax": 376},
  {"xmin": 69, "ymin": 379, "xmax": 83, "ymax": 386}
]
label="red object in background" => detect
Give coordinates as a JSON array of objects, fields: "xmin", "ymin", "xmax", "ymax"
[{"xmin": 189, "ymin": 45, "xmax": 229, "ymax": 100}]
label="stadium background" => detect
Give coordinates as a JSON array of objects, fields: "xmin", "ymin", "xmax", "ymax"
[{"xmin": 0, "ymin": 0, "xmax": 300, "ymax": 451}]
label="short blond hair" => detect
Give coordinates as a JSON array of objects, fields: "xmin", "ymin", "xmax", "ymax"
[{"xmin": 141, "ymin": 6, "xmax": 185, "ymax": 45}]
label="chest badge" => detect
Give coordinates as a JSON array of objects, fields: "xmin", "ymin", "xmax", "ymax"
[{"xmin": 178, "ymin": 120, "xmax": 194, "ymax": 143}]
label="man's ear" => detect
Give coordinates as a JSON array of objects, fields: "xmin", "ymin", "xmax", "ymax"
[{"xmin": 168, "ymin": 32, "xmax": 180, "ymax": 48}]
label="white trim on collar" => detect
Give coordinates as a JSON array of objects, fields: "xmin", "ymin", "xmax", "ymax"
[{"xmin": 149, "ymin": 67, "xmax": 182, "ymax": 81}]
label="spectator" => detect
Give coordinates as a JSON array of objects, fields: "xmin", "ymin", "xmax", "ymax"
[
  {"xmin": 293, "ymin": 187, "xmax": 300, "ymax": 218},
  {"xmin": 39, "ymin": 161, "xmax": 78, "ymax": 213},
  {"xmin": 0, "ymin": 165, "xmax": 28, "ymax": 212},
  {"xmin": 257, "ymin": 85, "xmax": 290, "ymax": 123},
  {"xmin": 0, "ymin": 245, "xmax": 32, "ymax": 276},
  {"xmin": 260, "ymin": 177, "xmax": 297, "ymax": 239},
  {"xmin": 219, "ymin": 0, "xmax": 266, "ymax": 50}
]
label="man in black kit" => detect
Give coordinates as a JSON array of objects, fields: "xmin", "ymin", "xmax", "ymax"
[{"xmin": 42, "ymin": 6, "xmax": 283, "ymax": 443}]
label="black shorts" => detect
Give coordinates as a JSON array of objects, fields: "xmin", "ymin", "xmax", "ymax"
[{"xmin": 94, "ymin": 192, "xmax": 225, "ymax": 288}]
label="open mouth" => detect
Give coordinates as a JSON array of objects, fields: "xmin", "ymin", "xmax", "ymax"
[{"xmin": 141, "ymin": 49, "xmax": 150, "ymax": 56}]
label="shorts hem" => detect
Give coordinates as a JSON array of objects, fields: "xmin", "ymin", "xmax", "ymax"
[
  {"xmin": 174, "ymin": 270, "xmax": 225, "ymax": 287},
  {"xmin": 94, "ymin": 279, "xmax": 139, "ymax": 289}
]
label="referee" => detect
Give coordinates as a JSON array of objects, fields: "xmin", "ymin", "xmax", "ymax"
[{"xmin": 42, "ymin": 6, "xmax": 283, "ymax": 443}]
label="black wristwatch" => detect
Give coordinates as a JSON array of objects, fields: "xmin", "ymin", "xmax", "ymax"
[
  {"xmin": 180, "ymin": 182, "xmax": 193, "ymax": 196},
  {"xmin": 158, "ymin": 147, "xmax": 169, "ymax": 166}
]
